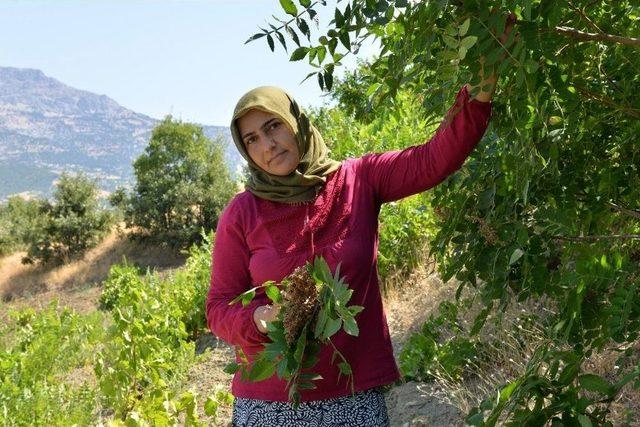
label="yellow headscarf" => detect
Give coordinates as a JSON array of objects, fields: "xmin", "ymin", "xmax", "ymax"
[{"xmin": 230, "ymin": 86, "xmax": 341, "ymax": 203}]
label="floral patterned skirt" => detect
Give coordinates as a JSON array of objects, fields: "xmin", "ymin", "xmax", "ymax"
[{"xmin": 231, "ymin": 388, "xmax": 390, "ymax": 427}]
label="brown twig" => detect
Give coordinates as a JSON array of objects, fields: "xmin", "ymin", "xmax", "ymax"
[
  {"xmin": 574, "ymin": 85, "xmax": 640, "ymax": 119},
  {"xmin": 566, "ymin": 0, "xmax": 603, "ymax": 33},
  {"xmin": 553, "ymin": 234, "xmax": 640, "ymax": 242},
  {"xmin": 608, "ymin": 202, "xmax": 640, "ymax": 220},
  {"xmin": 553, "ymin": 26, "xmax": 640, "ymax": 48}
]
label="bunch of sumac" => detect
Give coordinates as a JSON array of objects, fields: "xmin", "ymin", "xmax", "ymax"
[{"xmin": 226, "ymin": 256, "xmax": 363, "ymax": 404}]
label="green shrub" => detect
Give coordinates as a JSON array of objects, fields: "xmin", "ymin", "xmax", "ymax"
[
  {"xmin": 169, "ymin": 230, "xmax": 215, "ymax": 340},
  {"xmin": 0, "ymin": 302, "xmax": 105, "ymax": 426},
  {"xmin": 23, "ymin": 172, "xmax": 112, "ymax": 265},
  {"xmin": 94, "ymin": 265, "xmax": 197, "ymax": 422},
  {"xmin": 0, "ymin": 196, "xmax": 48, "ymax": 255},
  {"xmin": 399, "ymin": 301, "xmax": 478, "ymax": 382},
  {"xmin": 99, "ymin": 260, "xmax": 146, "ymax": 311}
]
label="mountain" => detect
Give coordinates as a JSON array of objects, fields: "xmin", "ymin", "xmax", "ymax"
[{"xmin": 0, "ymin": 66, "xmax": 243, "ymax": 201}]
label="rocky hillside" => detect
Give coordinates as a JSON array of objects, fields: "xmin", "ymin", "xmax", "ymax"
[{"xmin": 0, "ymin": 66, "xmax": 241, "ymax": 200}]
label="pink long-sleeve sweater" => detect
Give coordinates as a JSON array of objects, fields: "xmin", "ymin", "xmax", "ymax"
[{"xmin": 206, "ymin": 85, "xmax": 492, "ymax": 402}]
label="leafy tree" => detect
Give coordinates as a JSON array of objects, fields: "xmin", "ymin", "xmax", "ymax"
[
  {"xmin": 125, "ymin": 116, "xmax": 235, "ymax": 247},
  {"xmin": 252, "ymin": 1, "xmax": 640, "ymax": 424},
  {"xmin": 23, "ymin": 172, "xmax": 112, "ymax": 264},
  {"xmin": 0, "ymin": 196, "xmax": 47, "ymax": 255}
]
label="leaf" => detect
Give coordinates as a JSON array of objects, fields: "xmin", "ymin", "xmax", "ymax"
[
  {"xmin": 343, "ymin": 316, "xmax": 359, "ymax": 336},
  {"xmin": 459, "ymin": 18, "xmax": 470, "ymax": 36},
  {"xmin": 300, "ymin": 71, "xmax": 317, "ymax": 84},
  {"xmin": 339, "ymin": 31, "xmax": 351, "ymax": 50},
  {"xmin": 267, "ymin": 34, "xmax": 275, "ymax": 52},
  {"xmin": 275, "ymin": 31, "xmax": 287, "ymax": 52},
  {"xmin": 334, "ymin": 8, "xmax": 345, "ymax": 27},
  {"xmin": 249, "ymin": 359, "xmax": 276, "ymax": 382},
  {"xmin": 509, "ymin": 248, "xmax": 524, "ymax": 265},
  {"xmin": 524, "ymin": 59, "xmax": 539, "ymax": 74},
  {"xmin": 290, "ymin": 46, "xmax": 310, "ymax": 62},
  {"xmin": 579, "ymin": 374, "xmax": 613, "ymax": 395},
  {"xmin": 294, "ymin": 325, "xmax": 308, "ymax": 363},
  {"xmin": 324, "ymin": 71, "xmax": 333, "ymax": 91},
  {"xmin": 314, "ymin": 309, "xmax": 328, "ymax": 338},
  {"xmin": 317, "ymin": 46, "xmax": 327, "ymax": 64},
  {"xmin": 223, "ymin": 362, "xmax": 240, "ymax": 374},
  {"xmin": 241, "ymin": 290, "xmax": 256, "ymax": 307},
  {"xmin": 460, "ymin": 35, "xmax": 478, "ymax": 49},
  {"xmin": 279, "ymin": 0, "xmax": 298, "ymax": 17},
  {"xmin": 229, "ymin": 288, "xmax": 258, "ymax": 307},
  {"xmin": 442, "ymin": 34, "xmax": 458, "ymax": 49},
  {"xmin": 204, "ymin": 396, "xmax": 219, "ymax": 417},
  {"xmin": 245, "ymin": 32, "xmax": 266, "ymax": 44},
  {"xmin": 297, "ymin": 18, "xmax": 310, "ymax": 40},
  {"xmin": 348, "ymin": 305, "xmax": 364, "ymax": 316},
  {"xmin": 337, "ymin": 362, "xmax": 352, "ymax": 375},
  {"xmin": 323, "ymin": 316, "xmax": 342, "ymax": 339},
  {"xmin": 498, "ymin": 380, "xmax": 520, "ymax": 403},
  {"xmin": 285, "ymin": 25, "xmax": 300, "ymax": 46},
  {"xmin": 577, "ymin": 414, "xmax": 593, "ymax": 427},
  {"xmin": 265, "ymin": 284, "xmax": 282, "ymax": 304},
  {"xmin": 299, "ymin": 0, "xmax": 311, "ymax": 7},
  {"xmin": 458, "ymin": 46, "xmax": 467, "ymax": 60}
]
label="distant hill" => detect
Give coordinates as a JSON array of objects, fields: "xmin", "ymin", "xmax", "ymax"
[{"xmin": 0, "ymin": 66, "xmax": 242, "ymax": 201}]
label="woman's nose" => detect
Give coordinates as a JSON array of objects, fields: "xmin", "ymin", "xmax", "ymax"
[{"xmin": 263, "ymin": 133, "xmax": 277, "ymax": 149}]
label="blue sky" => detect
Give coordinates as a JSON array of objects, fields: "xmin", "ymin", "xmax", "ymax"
[{"xmin": 0, "ymin": 0, "xmax": 374, "ymax": 126}]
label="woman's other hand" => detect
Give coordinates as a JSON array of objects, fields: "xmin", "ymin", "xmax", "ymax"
[{"xmin": 253, "ymin": 304, "xmax": 281, "ymax": 333}]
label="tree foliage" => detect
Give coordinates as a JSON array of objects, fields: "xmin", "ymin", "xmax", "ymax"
[
  {"xmin": 254, "ymin": 1, "xmax": 640, "ymax": 424},
  {"xmin": 23, "ymin": 172, "xmax": 112, "ymax": 265},
  {"xmin": 123, "ymin": 116, "xmax": 235, "ymax": 248},
  {"xmin": 0, "ymin": 196, "xmax": 47, "ymax": 255}
]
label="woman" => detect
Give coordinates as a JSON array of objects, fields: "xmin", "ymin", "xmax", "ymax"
[{"xmin": 206, "ymin": 18, "xmax": 512, "ymax": 423}]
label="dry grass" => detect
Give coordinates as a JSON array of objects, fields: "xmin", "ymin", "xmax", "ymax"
[
  {"xmin": 393, "ymin": 279, "xmax": 640, "ymax": 425},
  {"xmin": 0, "ymin": 226, "xmax": 186, "ymax": 315}
]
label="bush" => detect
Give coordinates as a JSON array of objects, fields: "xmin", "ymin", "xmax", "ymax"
[
  {"xmin": 169, "ymin": 230, "xmax": 215, "ymax": 340},
  {"xmin": 23, "ymin": 173, "xmax": 112, "ymax": 265},
  {"xmin": 0, "ymin": 196, "xmax": 48, "ymax": 255},
  {"xmin": 0, "ymin": 302, "xmax": 105, "ymax": 426},
  {"xmin": 98, "ymin": 260, "xmax": 145, "ymax": 311},
  {"xmin": 124, "ymin": 116, "xmax": 235, "ymax": 248},
  {"xmin": 400, "ymin": 301, "xmax": 478, "ymax": 382}
]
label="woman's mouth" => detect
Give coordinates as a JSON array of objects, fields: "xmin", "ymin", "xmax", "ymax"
[{"xmin": 269, "ymin": 151, "xmax": 286, "ymax": 164}]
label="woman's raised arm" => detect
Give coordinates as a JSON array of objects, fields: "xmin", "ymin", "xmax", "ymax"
[{"xmin": 357, "ymin": 84, "xmax": 492, "ymax": 204}]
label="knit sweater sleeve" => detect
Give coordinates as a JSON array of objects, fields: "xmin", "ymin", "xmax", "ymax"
[
  {"xmin": 205, "ymin": 199, "xmax": 268, "ymax": 347},
  {"xmin": 357, "ymin": 85, "xmax": 492, "ymax": 204}
]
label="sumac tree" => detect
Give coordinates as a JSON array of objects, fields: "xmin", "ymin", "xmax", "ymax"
[{"xmin": 252, "ymin": 1, "xmax": 640, "ymax": 424}]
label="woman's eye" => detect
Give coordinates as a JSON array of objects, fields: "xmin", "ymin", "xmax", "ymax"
[{"xmin": 246, "ymin": 136, "xmax": 256, "ymax": 145}]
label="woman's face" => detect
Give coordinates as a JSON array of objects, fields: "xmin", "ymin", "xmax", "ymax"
[{"xmin": 237, "ymin": 109, "xmax": 300, "ymax": 176}]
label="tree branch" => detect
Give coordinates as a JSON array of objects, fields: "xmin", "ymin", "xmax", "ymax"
[
  {"xmin": 553, "ymin": 234, "xmax": 640, "ymax": 242},
  {"xmin": 608, "ymin": 202, "xmax": 640, "ymax": 220},
  {"xmin": 554, "ymin": 26, "xmax": 640, "ymax": 48},
  {"xmin": 574, "ymin": 85, "xmax": 640, "ymax": 119}
]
